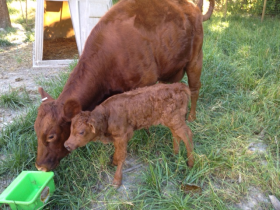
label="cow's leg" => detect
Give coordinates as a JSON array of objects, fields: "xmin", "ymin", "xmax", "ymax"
[
  {"xmin": 171, "ymin": 124, "xmax": 194, "ymax": 167},
  {"xmin": 186, "ymin": 50, "xmax": 203, "ymax": 122}
]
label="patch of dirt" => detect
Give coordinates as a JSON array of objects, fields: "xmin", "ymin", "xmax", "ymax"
[
  {"xmin": 0, "ymin": 40, "xmax": 68, "ymax": 129},
  {"xmin": 0, "ymin": 175, "xmax": 15, "ymax": 196},
  {"xmin": 0, "ymin": 42, "xmax": 33, "ymax": 71},
  {"xmin": 246, "ymin": 129, "xmax": 268, "ymax": 166},
  {"xmin": 236, "ymin": 186, "xmax": 270, "ymax": 210},
  {"xmin": 91, "ymin": 155, "xmax": 147, "ymax": 209},
  {"xmin": 0, "ymin": 23, "xmax": 71, "ymax": 130}
]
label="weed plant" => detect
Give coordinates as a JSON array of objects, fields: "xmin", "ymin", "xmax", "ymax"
[
  {"xmin": 0, "ymin": 87, "xmax": 32, "ymax": 109},
  {"xmin": 0, "ymin": 39, "xmax": 13, "ymax": 47},
  {"xmin": 0, "ymin": 28, "xmax": 16, "ymax": 47},
  {"xmin": 0, "ymin": 14, "xmax": 279, "ymax": 209}
]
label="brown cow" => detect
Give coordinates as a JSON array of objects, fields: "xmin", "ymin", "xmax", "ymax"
[
  {"xmin": 64, "ymin": 83, "xmax": 193, "ymax": 187},
  {"xmin": 34, "ymin": 0, "xmax": 214, "ymax": 171}
]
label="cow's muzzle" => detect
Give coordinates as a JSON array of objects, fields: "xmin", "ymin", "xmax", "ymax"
[{"xmin": 35, "ymin": 163, "xmax": 48, "ymax": 172}]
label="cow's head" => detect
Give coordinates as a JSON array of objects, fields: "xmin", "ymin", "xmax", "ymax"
[{"xmin": 34, "ymin": 88, "xmax": 81, "ymax": 171}]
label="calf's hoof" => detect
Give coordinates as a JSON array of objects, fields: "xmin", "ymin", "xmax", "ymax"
[
  {"xmin": 173, "ymin": 148, "xmax": 179, "ymax": 155},
  {"xmin": 187, "ymin": 160, "xmax": 194, "ymax": 168},
  {"xmin": 108, "ymin": 155, "xmax": 118, "ymax": 166},
  {"xmin": 187, "ymin": 114, "xmax": 196, "ymax": 122},
  {"xmin": 112, "ymin": 180, "xmax": 121, "ymax": 189}
]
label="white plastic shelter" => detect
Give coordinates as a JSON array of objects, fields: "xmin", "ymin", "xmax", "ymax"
[{"xmin": 33, "ymin": 0, "xmax": 112, "ymax": 68}]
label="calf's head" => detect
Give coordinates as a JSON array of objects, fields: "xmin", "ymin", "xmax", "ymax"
[
  {"xmin": 34, "ymin": 88, "xmax": 81, "ymax": 171},
  {"xmin": 64, "ymin": 110, "xmax": 98, "ymax": 152}
]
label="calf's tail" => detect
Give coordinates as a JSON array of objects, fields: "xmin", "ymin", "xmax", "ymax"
[{"xmin": 181, "ymin": 84, "xmax": 191, "ymax": 101}]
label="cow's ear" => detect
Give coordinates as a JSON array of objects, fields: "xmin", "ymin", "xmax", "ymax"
[
  {"xmin": 38, "ymin": 87, "xmax": 54, "ymax": 102},
  {"xmin": 63, "ymin": 99, "xmax": 82, "ymax": 122}
]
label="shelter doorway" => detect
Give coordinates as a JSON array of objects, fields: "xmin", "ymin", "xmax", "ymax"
[
  {"xmin": 34, "ymin": 0, "xmax": 112, "ymax": 68},
  {"xmin": 43, "ymin": 1, "xmax": 78, "ymax": 60}
]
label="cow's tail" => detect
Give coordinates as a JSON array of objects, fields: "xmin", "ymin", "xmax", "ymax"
[{"xmin": 196, "ymin": 0, "xmax": 215, "ymax": 22}]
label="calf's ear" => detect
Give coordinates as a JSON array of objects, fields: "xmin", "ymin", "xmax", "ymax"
[
  {"xmin": 38, "ymin": 87, "xmax": 54, "ymax": 102},
  {"xmin": 88, "ymin": 121, "xmax": 96, "ymax": 133},
  {"xmin": 63, "ymin": 99, "xmax": 82, "ymax": 122}
]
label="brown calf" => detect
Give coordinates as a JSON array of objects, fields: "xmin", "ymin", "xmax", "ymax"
[
  {"xmin": 64, "ymin": 83, "xmax": 193, "ymax": 187},
  {"xmin": 35, "ymin": 0, "xmax": 214, "ymax": 172}
]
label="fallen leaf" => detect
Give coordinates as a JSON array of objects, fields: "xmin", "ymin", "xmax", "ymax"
[
  {"xmin": 15, "ymin": 77, "xmax": 23, "ymax": 82},
  {"xmin": 181, "ymin": 183, "xmax": 202, "ymax": 195}
]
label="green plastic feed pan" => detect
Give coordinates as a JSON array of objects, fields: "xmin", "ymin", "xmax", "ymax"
[{"xmin": 0, "ymin": 171, "xmax": 55, "ymax": 210}]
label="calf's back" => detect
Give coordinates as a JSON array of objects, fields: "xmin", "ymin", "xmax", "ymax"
[{"xmin": 100, "ymin": 83, "xmax": 191, "ymax": 129}]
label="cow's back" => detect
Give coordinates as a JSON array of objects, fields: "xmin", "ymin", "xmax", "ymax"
[{"xmin": 79, "ymin": 0, "xmax": 202, "ymax": 90}]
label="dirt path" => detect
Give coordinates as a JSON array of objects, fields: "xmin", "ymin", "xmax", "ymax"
[{"xmin": 0, "ymin": 39, "xmax": 66, "ymax": 129}]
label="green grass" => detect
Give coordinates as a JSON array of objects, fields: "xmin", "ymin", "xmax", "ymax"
[
  {"xmin": 0, "ymin": 27, "xmax": 16, "ymax": 47},
  {"xmin": 0, "ymin": 39, "xmax": 13, "ymax": 47},
  {"xmin": 0, "ymin": 87, "xmax": 32, "ymax": 109},
  {"xmin": 0, "ymin": 13, "xmax": 280, "ymax": 209},
  {"xmin": 0, "ymin": 1, "xmax": 35, "ymax": 48},
  {"xmin": 7, "ymin": 1, "xmax": 36, "ymax": 30}
]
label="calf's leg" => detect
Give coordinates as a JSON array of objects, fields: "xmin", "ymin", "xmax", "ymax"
[
  {"xmin": 111, "ymin": 130, "xmax": 134, "ymax": 166},
  {"xmin": 111, "ymin": 130, "xmax": 134, "ymax": 187},
  {"xmin": 172, "ymin": 135, "xmax": 180, "ymax": 155},
  {"xmin": 112, "ymin": 138, "xmax": 127, "ymax": 187},
  {"xmin": 176, "ymin": 125, "xmax": 194, "ymax": 167},
  {"xmin": 170, "ymin": 124, "xmax": 194, "ymax": 167}
]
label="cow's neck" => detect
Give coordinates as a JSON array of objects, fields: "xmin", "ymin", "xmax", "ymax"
[
  {"xmin": 56, "ymin": 57, "xmax": 107, "ymax": 111},
  {"xmin": 55, "ymin": 25, "xmax": 120, "ymax": 112}
]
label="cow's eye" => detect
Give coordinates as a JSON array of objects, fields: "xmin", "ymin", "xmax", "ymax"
[
  {"xmin": 47, "ymin": 134, "xmax": 56, "ymax": 142},
  {"xmin": 79, "ymin": 131, "xmax": 84, "ymax": 135}
]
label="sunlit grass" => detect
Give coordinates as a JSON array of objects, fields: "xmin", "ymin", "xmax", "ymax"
[
  {"xmin": 0, "ymin": 1, "xmax": 36, "ymax": 46},
  {"xmin": 7, "ymin": 1, "xmax": 36, "ymax": 29},
  {"xmin": 209, "ymin": 21, "xmax": 229, "ymax": 32}
]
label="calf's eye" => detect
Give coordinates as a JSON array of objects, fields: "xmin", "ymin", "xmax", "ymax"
[{"xmin": 79, "ymin": 131, "xmax": 85, "ymax": 135}]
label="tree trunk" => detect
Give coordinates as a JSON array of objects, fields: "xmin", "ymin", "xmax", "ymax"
[{"xmin": 0, "ymin": 0, "xmax": 11, "ymax": 28}]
